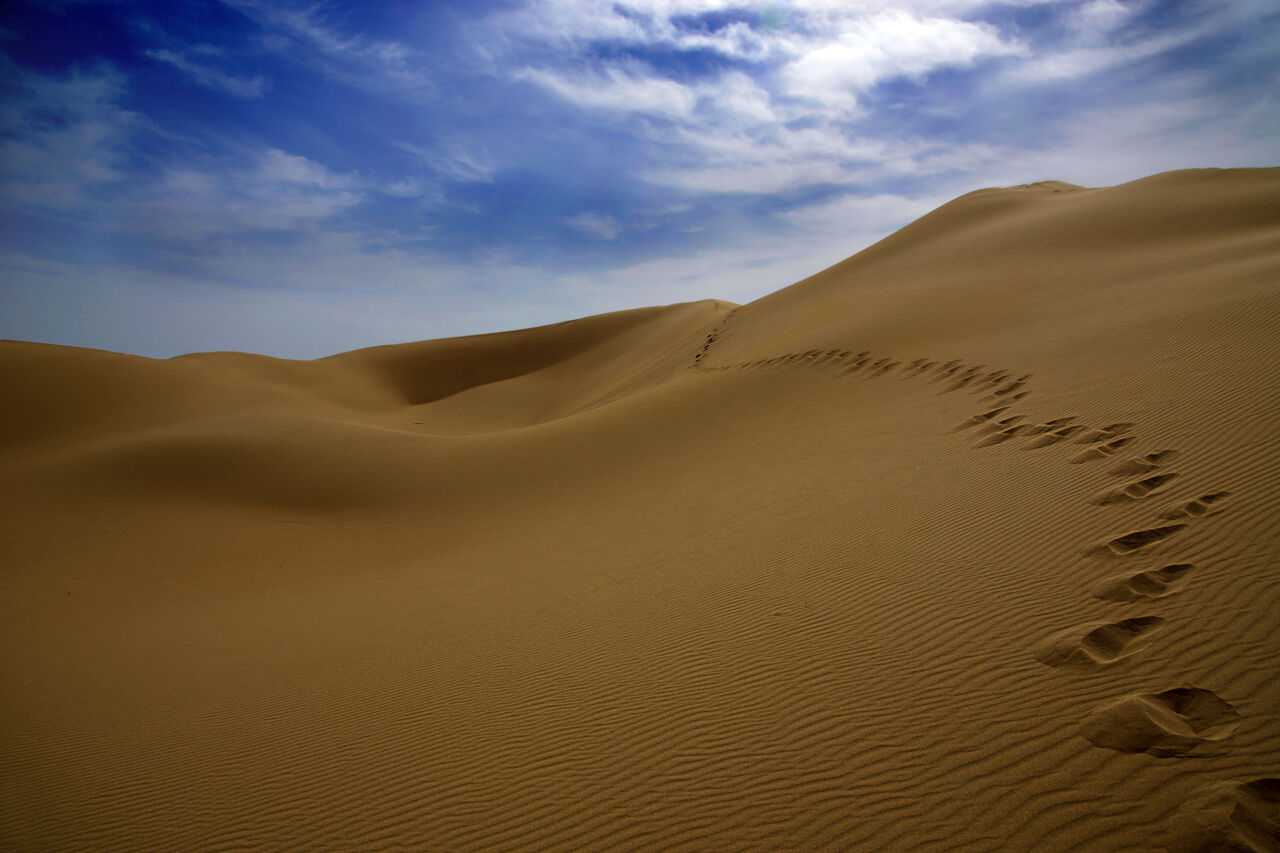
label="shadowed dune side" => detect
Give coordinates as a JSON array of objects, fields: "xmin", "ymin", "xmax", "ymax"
[
  {"xmin": 2, "ymin": 168, "xmax": 1280, "ymax": 852},
  {"xmin": 0, "ymin": 300, "xmax": 732, "ymax": 508},
  {"xmin": 322, "ymin": 298, "xmax": 734, "ymax": 432}
]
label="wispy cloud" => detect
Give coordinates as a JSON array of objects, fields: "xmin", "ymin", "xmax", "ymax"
[
  {"xmin": 145, "ymin": 48, "xmax": 269, "ymax": 98},
  {"xmin": 562, "ymin": 211, "xmax": 622, "ymax": 240},
  {"xmin": 517, "ymin": 66, "xmax": 699, "ymax": 117}
]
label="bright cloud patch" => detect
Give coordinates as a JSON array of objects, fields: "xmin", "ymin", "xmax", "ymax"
[{"xmin": 779, "ymin": 10, "xmax": 1023, "ymax": 107}]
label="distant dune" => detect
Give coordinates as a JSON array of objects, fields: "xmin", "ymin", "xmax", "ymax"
[{"xmin": 3, "ymin": 167, "xmax": 1278, "ymax": 851}]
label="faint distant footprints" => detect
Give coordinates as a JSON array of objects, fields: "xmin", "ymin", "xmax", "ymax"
[
  {"xmin": 1109, "ymin": 449, "xmax": 1180, "ymax": 476},
  {"xmin": 1069, "ymin": 436, "xmax": 1135, "ymax": 464},
  {"xmin": 697, "ymin": 347, "xmax": 1026, "ymax": 400}
]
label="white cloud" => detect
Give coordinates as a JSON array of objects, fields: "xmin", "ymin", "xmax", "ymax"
[
  {"xmin": 256, "ymin": 148, "xmax": 355, "ymax": 189},
  {"xmin": 646, "ymin": 124, "xmax": 1000, "ymax": 194},
  {"xmin": 1071, "ymin": 0, "xmax": 1137, "ymax": 37},
  {"xmin": 780, "ymin": 11, "xmax": 1023, "ymax": 107},
  {"xmin": 396, "ymin": 141, "xmax": 497, "ymax": 183},
  {"xmin": 562, "ymin": 211, "xmax": 622, "ymax": 240},
  {"xmin": 486, "ymin": 2, "xmax": 1029, "ymax": 195},
  {"xmin": 145, "ymin": 48, "xmax": 268, "ymax": 98},
  {"xmin": 782, "ymin": 191, "xmax": 944, "ymax": 234},
  {"xmin": 517, "ymin": 66, "xmax": 698, "ymax": 117}
]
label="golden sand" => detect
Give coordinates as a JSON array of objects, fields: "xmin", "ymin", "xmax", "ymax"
[{"xmin": 3, "ymin": 168, "xmax": 1278, "ymax": 850}]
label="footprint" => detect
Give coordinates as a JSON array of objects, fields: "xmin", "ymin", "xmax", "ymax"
[
  {"xmin": 1074, "ymin": 423, "xmax": 1134, "ymax": 443},
  {"xmin": 1091, "ymin": 472, "xmax": 1181, "ymax": 506},
  {"xmin": 1034, "ymin": 616, "xmax": 1166, "ymax": 668},
  {"xmin": 1025, "ymin": 424, "xmax": 1088, "ymax": 449},
  {"xmin": 1109, "ymin": 450, "xmax": 1181, "ymax": 476},
  {"xmin": 1094, "ymin": 524, "xmax": 1188, "ymax": 556},
  {"xmin": 1092, "ymin": 564, "xmax": 1195, "ymax": 602},
  {"xmin": 1080, "ymin": 686, "xmax": 1240, "ymax": 756},
  {"xmin": 954, "ymin": 407, "xmax": 1011, "ymax": 432},
  {"xmin": 1166, "ymin": 778, "xmax": 1280, "ymax": 853},
  {"xmin": 1070, "ymin": 436, "xmax": 1136, "ymax": 463},
  {"xmin": 1160, "ymin": 491, "xmax": 1232, "ymax": 519},
  {"xmin": 975, "ymin": 415, "xmax": 1026, "ymax": 436},
  {"xmin": 992, "ymin": 379, "xmax": 1027, "ymax": 397},
  {"xmin": 839, "ymin": 352, "xmax": 873, "ymax": 374},
  {"xmin": 974, "ymin": 425, "xmax": 1035, "ymax": 447}
]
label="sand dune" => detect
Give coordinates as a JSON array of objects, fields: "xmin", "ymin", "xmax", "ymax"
[{"xmin": 2, "ymin": 167, "xmax": 1279, "ymax": 851}]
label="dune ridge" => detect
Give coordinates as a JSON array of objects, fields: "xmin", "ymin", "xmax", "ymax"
[{"xmin": 2, "ymin": 168, "xmax": 1279, "ymax": 851}]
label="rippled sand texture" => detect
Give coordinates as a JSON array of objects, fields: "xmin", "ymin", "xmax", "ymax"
[{"xmin": 3, "ymin": 168, "xmax": 1279, "ymax": 851}]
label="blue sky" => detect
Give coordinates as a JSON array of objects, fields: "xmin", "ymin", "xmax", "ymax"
[{"xmin": 1, "ymin": 0, "xmax": 1277, "ymax": 358}]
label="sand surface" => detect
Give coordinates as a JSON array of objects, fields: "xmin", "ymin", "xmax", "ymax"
[{"xmin": 3, "ymin": 167, "xmax": 1279, "ymax": 851}]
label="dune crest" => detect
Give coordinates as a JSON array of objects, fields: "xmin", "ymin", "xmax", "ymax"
[{"xmin": 3, "ymin": 168, "xmax": 1279, "ymax": 851}]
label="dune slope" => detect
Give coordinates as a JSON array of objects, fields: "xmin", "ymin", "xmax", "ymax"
[{"xmin": 2, "ymin": 168, "xmax": 1279, "ymax": 851}]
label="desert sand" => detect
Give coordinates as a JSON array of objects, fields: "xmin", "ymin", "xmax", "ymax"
[{"xmin": 2, "ymin": 167, "xmax": 1278, "ymax": 851}]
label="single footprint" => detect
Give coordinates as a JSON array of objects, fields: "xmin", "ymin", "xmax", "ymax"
[
  {"xmin": 954, "ymin": 406, "xmax": 1010, "ymax": 431},
  {"xmin": 840, "ymin": 352, "xmax": 873, "ymax": 374},
  {"xmin": 1092, "ymin": 564, "xmax": 1195, "ymax": 602},
  {"xmin": 1109, "ymin": 449, "xmax": 1181, "ymax": 476},
  {"xmin": 992, "ymin": 379, "xmax": 1027, "ymax": 397},
  {"xmin": 1025, "ymin": 424, "xmax": 1087, "ymax": 448},
  {"xmin": 1092, "ymin": 472, "xmax": 1181, "ymax": 506},
  {"xmin": 1074, "ymin": 423, "xmax": 1136, "ymax": 444},
  {"xmin": 1034, "ymin": 616, "xmax": 1166, "ymax": 668},
  {"xmin": 934, "ymin": 360, "xmax": 962, "ymax": 376},
  {"xmin": 974, "ymin": 425, "xmax": 1035, "ymax": 447},
  {"xmin": 1094, "ymin": 524, "xmax": 1188, "ymax": 555},
  {"xmin": 1080, "ymin": 686, "xmax": 1240, "ymax": 756},
  {"xmin": 1165, "ymin": 777, "xmax": 1280, "ymax": 853},
  {"xmin": 1070, "ymin": 436, "xmax": 1136, "ymax": 463},
  {"xmin": 976, "ymin": 415, "xmax": 1026, "ymax": 436},
  {"xmin": 1160, "ymin": 491, "xmax": 1232, "ymax": 519}
]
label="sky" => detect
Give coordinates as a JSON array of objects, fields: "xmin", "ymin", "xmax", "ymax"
[{"xmin": 1, "ymin": 0, "xmax": 1277, "ymax": 358}]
